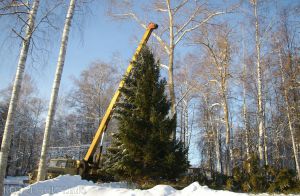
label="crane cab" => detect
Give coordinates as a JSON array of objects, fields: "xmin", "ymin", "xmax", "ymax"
[{"xmin": 28, "ymin": 158, "xmax": 80, "ymax": 183}]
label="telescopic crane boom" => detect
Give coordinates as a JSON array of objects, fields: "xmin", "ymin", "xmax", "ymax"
[
  {"xmin": 28, "ymin": 23, "xmax": 158, "ymax": 183},
  {"xmin": 83, "ymin": 22, "xmax": 158, "ymax": 165}
]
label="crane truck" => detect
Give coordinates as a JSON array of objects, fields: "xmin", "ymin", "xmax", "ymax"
[{"xmin": 28, "ymin": 22, "xmax": 158, "ymax": 183}]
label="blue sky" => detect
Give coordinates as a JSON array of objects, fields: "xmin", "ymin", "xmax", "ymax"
[
  {"xmin": 1, "ymin": 0, "xmax": 297, "ymax": 98},
  {"xmin": 0, "ymin": 1, "xmax": 143, "ymax": 98}
]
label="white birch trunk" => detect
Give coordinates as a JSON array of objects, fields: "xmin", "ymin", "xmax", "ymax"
[
  {"xmin": 183, "ymin": 85, "xmax": 189, "ymax": 149},
  {"xmin": 211, "ymin": 114, "xmax": 222, "ymax": 174},
  {"xmin": 0, "ymin": 0, "xmax": 40, "ymax": 194},
  {"xmin": 166, "ymin": 0, "xmax": 176, "ymax": 140},
  {"xmin": 220, "ymin": 59, "xmax": 231, "ymax": 175},
  {"xmin": 278, "ymin": 49, "xmax": 300, "ymax": 179},
  {"xmin": 185, "ymin": 105, "xmax": 188, "ymax": 148},
  {"xmin": 179, "ymin": 102, "xmax": 183, "ymax": 142},
  {"xmin": 263, "ymin": 109, "xmax": 268, "ymax": 165},
  {"xmin": 253, "ymin": 0, "xmax": 265, "ymax": 165},
  {"xmin": 242, "ymin": 28, "xmax": 250, "ymax": 160},
  {"xmin": 36, "ymin": 0, "xmax": 76, "ymax": 181},
  {"xmin": 223, "ymin": 93, "xmax": 231, "ymax": 175},
  {"xmin": 216, "ymin": 125, "xmax": 222, "ymax": 174},
  {"xmin": 243, "ymin": 66, "xmax": 250, "ymax": 160}
]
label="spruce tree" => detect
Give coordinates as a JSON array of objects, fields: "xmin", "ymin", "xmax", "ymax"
[{"xmin": 103, "ymin": 46, "xmax": 188, "ymax": 183}]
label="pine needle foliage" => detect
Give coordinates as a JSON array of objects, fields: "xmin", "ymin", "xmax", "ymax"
[{"xmin": 103, "ymin": 46, "xmax": 188, "ymax": 183}]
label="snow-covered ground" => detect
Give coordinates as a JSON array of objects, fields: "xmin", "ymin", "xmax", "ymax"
[
  {"xmin": 4, "ymin": 176, "xmax": 27, "ymax": 196},
  {"xmin": 10, "ymin": 175, "xmax": 298, "ymax": 196}
]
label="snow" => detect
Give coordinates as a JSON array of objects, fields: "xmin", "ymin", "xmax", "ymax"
[
  {"xmin": 11, "ymin": 175, "xmax": 93, "ymax": 196},
  {"xmin": 4, "ymin": 176, "xmax": 28, "ymax": 196},
  {"xmin": 11, "ymin": 175, "xmax": 297, "ymax": 196},
  {"xmin": 4, "ymin": 176, "xmax": 27, "ymax": 185}
]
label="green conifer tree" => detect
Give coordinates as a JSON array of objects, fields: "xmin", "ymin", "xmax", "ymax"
[{"xmin": 103, "ymin": 46, "xmax": 188, "ymax": 183}]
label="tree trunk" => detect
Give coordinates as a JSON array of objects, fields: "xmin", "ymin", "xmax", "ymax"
[
  {"xmin": 220, "ymin": 63, "xmax": 231, "ymax": 175},
  {"xmin": 278, "ymin": 49, "xmax": 300, "ymax": 179},
  {"xmin": 253, "ymin": 0, "xmax": 265, "ymax": 165},
  {"xmin": 168, "ymin": 49, "xmax": 175, "ymax": 117},
  {"xmin": 243, "ymin": 65, "xmax": 250, "ymax": 160},
  {"xmin": 263, "ymin": 109, "xmax": 268, "ymax": 165},
  {"xmin": 179, "ymin": 103, "xmax": 183, "ymax": 142},
  {"xmin": 0, "ymin": 0, "xmax": 40, "ymax": 194},
  {"xmin": 36, "ymin": 0, "xmax": 76, "ymax": 181},
  {"xmin": 166, "ymin": 0, "xmax": 176, "ymax": 140},
  {"xmin": 223, "ymin": 93, "xmax": 231, "ymax": 175},
  {"xmin": 242, "ymin": 31, "xmax": 250, "ymax": 160},
  {"xmin": 211, "ymin": 113, "xmax": 222, "ymax": 174},
  {"xmin": 183, "ymin": 97, "xmax": 189, "ymax": 148}
]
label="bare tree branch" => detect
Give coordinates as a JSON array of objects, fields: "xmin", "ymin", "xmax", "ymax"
[
  {"xmin": 175, "ymin": 11, "xmax": 225, "ymax": 45},
  {"xmin": 174, "ymin": 6, "xmax": 201, "ymax": 38},
  {"xmin": 32, "ymin": 2, "xmax": 62, "ymax": 35},
  {"xmin": 112, "ymin": 12, "xmax": 171, "ymax": 54},
  {"xmin": 0, "ymin": 10, "xmax": 28, "ymax": 16},
  {"xmin": 11, "ymin": 28, "xmax": 25, "ymax": 41},
  {"xmin": 175, "ymin": 86, "xmax": 193, "ymax": 109},
  {"xmin": 160, "ymin": 63, "xmax": 169, "ymax": 70},
  {"xmin": 173, "ymin": 0, "xmax": 189, "ymax": 14}
]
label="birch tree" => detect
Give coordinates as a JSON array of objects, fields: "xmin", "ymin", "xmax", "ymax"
[
  {"xmin": 197, "ymin": 83, "xmax": 223, "ymax": 175},
  {"xmin": 277, "ymin": 47, "xmax": 300, "ymax": 179},
  {"xmin": 107, "ymin": 0, "xmax": 230, "ymax": 139},
  {"xmin": 0, "ymin": 0, "xmax": 40, "ymax": 194},
  {"xmin": 274, "ymin": 9, "xmax": 300, "ymax": 178},
  {"xmin": 195, "ymin": 25, "xmax": 233, "ymax": 175},
  {"xmin": 69, "ymin": 61, "xmax": 119, "ymax": 145},
  {"xmin": 242, "ymin": 61, "xmax": 251, "ymax": 161},
  {"xmin": 37, "ymin": 0, "xmax": 76, "ymax": 181},
  {"xmin": 251, "ymin": 0, "xmax": 266, "ymax": 165},
  {"xmin": 176, "ymin": 63, "xmax": 195, "ymax": 149},
  {"xmin": 241, "ymin": 28, "xmax": 250, "ymax": 160},
  {"xmin": 0, "ymin": 75, "xmax": 44, "ymax": 176},
  {"xmin": 0, "ymin": 0, "xmax": 29, "ymax": 16},
  {"xmin": 190, "ymin": 41, "xmax": 225, "ymax": 175},
  {"xmin": 207, "ymin": 95, "xmax": 222, "ymax": 174}
]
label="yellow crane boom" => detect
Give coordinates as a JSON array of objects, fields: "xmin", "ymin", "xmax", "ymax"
[
  {"xmin": 27, "ymin": 23, "xmax": 158, "ymax": 183},
  {"xmin": 83, "ymin": 22, "xmax": 158, "ymax": 163}
]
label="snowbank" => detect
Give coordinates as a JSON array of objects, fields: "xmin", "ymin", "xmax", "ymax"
[
  {"xmin": 4, "ymin": 176, "xmax": 27, "ymax": 185},
  {"xmin": 12, "ymin": 175, "xmax": 294, "ymax": 196},
  {"xmin": 11, "ymin": 175, "xmax": 94, "ymax": 196},
  {"xmin": 4, "ymin": 176, "xmax": 28, "ymax": 196}
]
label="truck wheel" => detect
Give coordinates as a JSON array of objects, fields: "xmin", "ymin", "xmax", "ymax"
[{"xmin": 79, "ymin": 160, "xmax": 88, "ymax": 179}]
